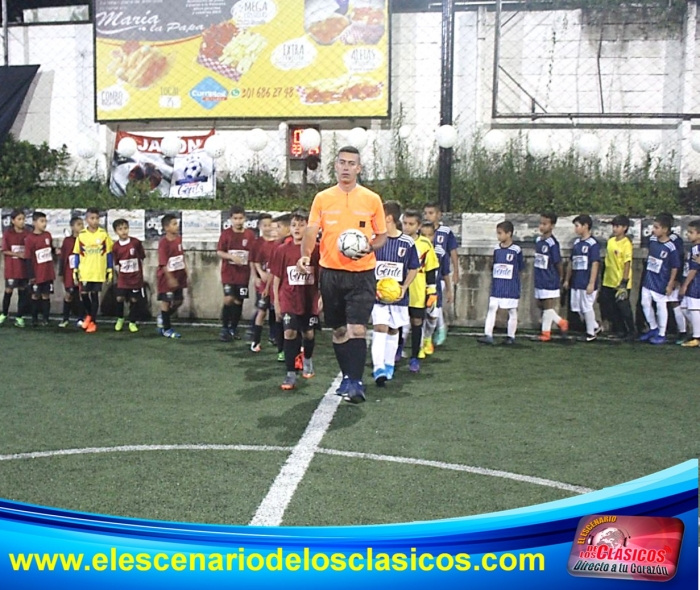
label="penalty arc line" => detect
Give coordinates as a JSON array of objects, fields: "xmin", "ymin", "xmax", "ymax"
[{"xmin": 249, "ymin": 373, "xmax": 344, "ymax": 527}]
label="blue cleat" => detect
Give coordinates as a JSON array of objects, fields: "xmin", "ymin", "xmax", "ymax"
[
  {"xmin": 373, "ymin": 368, "xmax": 387, "ymax": 387},
  {"xmin": 335, "ymin": 375, "xmax": 351, "ymax": 396},
  {"xmin": 343, "ymin": 380, "xmax": 366, "ymax": 404},
  {"xmin": 649, "ymin": 335, "xmax": 666, "ymax": 345},
  {"xmin": 385, "ymin": 365, "xmax": 395, "ymax": 380},
  {"xmin": 161, "ymin": 328, "xmax": 181, "ymax": 339},
  {"xmin": 638, "ymin": 328, "xmax": 659, "ymax": 342}
]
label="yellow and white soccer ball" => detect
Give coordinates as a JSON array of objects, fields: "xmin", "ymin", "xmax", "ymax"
[{"xmin": 376, "ymin": 277, "xmax": 402, "ymax": 303}]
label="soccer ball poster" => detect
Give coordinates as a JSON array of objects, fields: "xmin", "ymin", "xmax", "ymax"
[
  {"xmin": 110, "ymin": 131, "xmax": 216, "ymax": 199},
  {"xmin": 94, "ymin": 0, "xmax": 390, "ymax": 120}
]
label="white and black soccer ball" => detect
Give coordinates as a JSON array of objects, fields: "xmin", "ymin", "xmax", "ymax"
[
  {"xmin": 182, "ymin": 156, "xmax": 203, "ymax": 180},
  {"xmin": 338, "ymin": 229, "xmax": 370, "ymax": 259}
]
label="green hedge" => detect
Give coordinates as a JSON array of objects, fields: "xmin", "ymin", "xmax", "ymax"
[{"xmin": 0, "ymin": 134, "xmax": 697, "ymax": 215}]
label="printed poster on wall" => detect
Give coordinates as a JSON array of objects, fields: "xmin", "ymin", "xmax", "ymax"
[
  {"xmin": 110, "ymin": 131, "xmax": 216, "ymax": 199},
  {"xmin": 94, "ymin": 0, "xmax": 389, "ymax": 120}
]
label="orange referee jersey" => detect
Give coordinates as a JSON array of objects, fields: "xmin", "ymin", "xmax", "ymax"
[{"xmin": 309, "ymin": 184, "xmax": 387, "ymax": 272}]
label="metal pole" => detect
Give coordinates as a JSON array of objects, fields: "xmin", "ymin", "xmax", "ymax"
[
  {"xmin": 2, "ymin": 0, "xmax": 8, "ymax": 66},
  {"xmin": 438, "ymin": 0, "xmax": 455, "ymax": 212},
  {"xmin": 492, "ymin": 0, "xmax": 502, "ymax": 119}
]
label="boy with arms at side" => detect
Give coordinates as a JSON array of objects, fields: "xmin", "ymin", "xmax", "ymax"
[
  {"xmin": 24, "ymin": 211, "xmax": 55, "ymax": 326},
  {"xmin": 423, "ymin": 202, "xmax": 459, "ymax": 345},
  {"xmin": 478, "ymin": 221, "xmax": 524, "ymax": 345},
  {"xmin": 667, "ymin": 217, "xmax": 687, "ymax": 343},
  {"xmin": 72, "ymin": 207, "xmax": 113, "ymax": 333},
  {"xmin": 268, "ymin": 214, "xmax": 293, "ymax": 362},
  {"xmin": 217, "ymin": 205, "xmax": 257, "ymax": 342},
  {"xmin": 58, "ymin": 216, "xmax": 83, "ymax": 327},
  {"xmin": 271, "ymin": 211, "xmax": 320, "ymax": 390},
  {"xmin": 112, "ymin": 218, "xmax": 146, "ymax": 333},
  {"xmin": 250, "ymin": 213, "xmax": 278, "ymax": 352},
  {"xmin": 563, "ymin": 215, "xmax": 601, "ymax": 342},
  {"xmin": 638, "ymin": 213, "xmax": 682, "ymax": 345},
  {"xmin": 534, "ymin": 213, "xmax": 568, "ymax": 341},
  {"xmin": 401, "ymin": 210, "xmax": 439, "ymax": 373},
  {"xmin": 157, "ymin": 214, "xmax": 187, "ymax": 339},
  {"xmin": 600, "ymin": 215, "xmax": 635, "ymax": 341},
  {"xmin": 0, "ymin": 209, "xmax": 29, "ymax": 327},
  {"xmin": 419, "ymin": 221, "xmax": 451, "ymax": 356},
  {"xmin": 679, "ymin": 219, "xmax": 700, "ymax": 347},
  {"xmin": 371, "ymin": 201, "xmax": 419, "ymax": 385}
]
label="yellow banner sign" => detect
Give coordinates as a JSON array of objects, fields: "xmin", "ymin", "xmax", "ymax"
[{"xmin": 94, "ymin": 0, "xmax": 389, "ymax": 120}]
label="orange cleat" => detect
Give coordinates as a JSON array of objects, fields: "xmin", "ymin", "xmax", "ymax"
[
  {"xmin": 558, "ymin": 319, "xmax": 569, "ymax": 333},
  {"xmin": 85, "ymin": 322, "xmax": 97, "ymax": 333},
  {"xmin": 81, "ymin": 315, "xmax": 93, "ymax": 330},
  {"xmin": 538, "ymin": 331, "xmax": 551, "ymax": 342}
]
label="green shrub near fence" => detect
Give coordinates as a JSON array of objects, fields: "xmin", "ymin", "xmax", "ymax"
[{"xmin": 0, "ymin": 133, "xmax": 697, "ymax": 215}]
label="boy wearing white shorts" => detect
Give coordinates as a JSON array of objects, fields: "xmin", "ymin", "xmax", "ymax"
[{"xmin": 678, "ymin": 219, "xmax": 700, "ymax": 347}]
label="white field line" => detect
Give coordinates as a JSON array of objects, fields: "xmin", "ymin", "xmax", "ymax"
[
  {"xmin": 249, "ymin": 373, "xmax": 344, "ymax": 526},
  {"xmin": 316, "ymin": 448, "xmax": 595, "ymax": 495}
]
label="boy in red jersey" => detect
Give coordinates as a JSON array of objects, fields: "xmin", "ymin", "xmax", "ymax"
[
  {"xmin": 24, "ymin": 211, "xmax": 55, "ymax": 326},
  {"xmin": 216, "ymin": 205, "xmax": 256, "ymax": 342},
  {"xmin": 250, "ymin": 213, "xmax": 277, "ymax": 352},
  {"xmin": 58, "ymin": 216, "xmax": 84, "ymax": 327},
  {"xmin": 112, "ymin": 218, "xmax": 146, "ymax": 333},
  {"xmin": 267, "ymin": 214, "xmax": 292, "ymax": 361},
  {"xmin": 271, "ymin": 211, "xmax": 320, "ymax": 390},
  {"xmin": 157, "ymin": 214, "xmax": 187, "ymax": 339},
  {"xmin": 1, "ymin": 209, "xmax": 29, "ymax": 327}
]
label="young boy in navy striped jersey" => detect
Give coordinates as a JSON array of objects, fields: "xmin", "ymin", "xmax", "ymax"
[{"xmin": 534, "ymin": 213, "xmax": 568, "ymax": 341}]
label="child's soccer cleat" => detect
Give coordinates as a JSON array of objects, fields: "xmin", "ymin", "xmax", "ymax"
[
  {"xmin": 675, "ymin": 333, "xmax": 687, "ymax": 345},
  {"xmin": 277, "ymin": 351, "xmax": 285, "ymax": 362},
  {"xmin": 0, "ymin": 313, "xmax": 7, "ymax": 325},
  {"xmin": 649, "ymin": 335, "xmax": 666, "ymax": 345},
  {"xmin": 373, "ymin": 367, "xmax": 387, "ymax": 387},
  {"xmin": 115, "ymin": 318, "xmax": 125, "ymax": 332},
  {"xmin": 81, "ymin": 315, "xmax": 93, "ymax": 331},
  {"xmin": 14, "ymin": 317, "xmax": 25, "ymax": 328},
  {"xmin": 586, "ymin": 326, "xmax": 602, "ymax": 342},
  {"xmin": 343, "ymin": 380, "xmax": 366, "ymax": 404},
  {"xmin": 538, "ymin": 331, "xmax": 551, "ymax": 342},
  {"xmin": 219, "ymin": 328, "xmax": 232, "ymax": 342},
  {"xmin": 250, "ymin": 342, "xmax": 261, "ymax": 353},
  {"xmin": 58, "ymin": 320, "xmax": 69, "ymax": 328},
  {"xmin": 41, "ymin": 320, "xmax": 50, "ymax": 327},
  {"xmin": 435, "ymin": 326, "xmax": 447, "ymax": 346},
  {"xmin": 477, "ymin": 335, "xmax": 494, "ymax": 345},
  {"xmin": 85, "ymin": 322, "xmax": 97, "ymax": 333},
  {"xmin": 681, "ymin": 338, "xmax": 700, "ymax": 347},
  {"xmin": 503, "ymin": 336, "xmax": 516, "ymax": 345},
  {"xmin": 302, "ymin": 358, "xmax": 315, "ymax": 379},
  {"xmin": 423, "ymin": 338, "xmax": 434, "ymax": 356},
  {"xmin": 639, "ymin": 328, "xmax": 659, "ymax": 342},
  {"xmin": 385, "ymin": 365, "xmax": 395, "ymax": 380},
  {"xmin": 336, "ymin": 375, "xmax": 351, "ymax": 396},
  {"xmin": 557, "ymin": 319, "xmax": 569, "ymax": 333},
  {"xmin": 408, "ymin": 358, "xmax": 420, "ymax": 373},
  {"xmin": 156, "ymin": 313, "xmax": 163, "ymax": 329},
  {"xmin": 394, "ymin": 341, "xmax": 404, "ymax": 363},
  {"xmin": 161, "ymin": 328, "xmax": 181, "ymax": 339},
  {"xmin": 294, "ymin": 352, "xmax": 304, "ymax": 371},
  {"xmin": 281, "ymin": 373, "xmax": 296, "ymax": 390},
  {"xmin": 229, "ymin": 328, "xmax": 241, "ymax": 340},
  {"xmin": 128, "ymin": 322, "xmax": 139, "ymax": 333}
]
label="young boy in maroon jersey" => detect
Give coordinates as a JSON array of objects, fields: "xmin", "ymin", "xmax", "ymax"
[
  {"xmin": 271, "ymin": 211, "xmax": 320, "ymax": 390},
  {"xmin": 24, "ymin": 211, "xmax": 55, "ymax": 326},
  {"xmin": 250, "ymin": 213, "xmax": 277, "ymax": 352},
  {"xmin": 112, "ymin": 218, "xmax": 146, "ymax": 333},
  {"xmin": 58, "ymin": 216, "xmax": 84, "ymax": 327},
  {"xmin": 267, "ymin": 214, "xmax": 292, "ymax": 362},
  {"xmin": 216, "ymin": 205, "xmax": 256, "ymax": 342},
  {"xmin": 157, "ymin": 214, "xmax": 187, "ymax": 339},
  {"xmin": 1, "ymin": 208, "xmax": 30, "ymax": 327}
]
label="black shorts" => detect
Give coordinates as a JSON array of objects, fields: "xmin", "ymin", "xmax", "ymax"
[
  {"xmin": 319, "ymin": 268, "xmax": 375, "ymax": 330},
  {"xmin": 115, "ymin": 287, "xmax": 144, "ymax": 299},
  {"xmin": 282, "ymin": 312, "xmax": 319, "ymax": 333},
  {"xmin": 64, "ymin": 286, "xmax": 77, "ymax": 295},
  {"xmin": 81, "ymin": 282, "xmax": 103, "ymax": 293},
  {"xmin": 158, "ymin": 289, "xmax": 183, "ymax": 302},
  {"xmin": 31, "ymin": 281, "xmax": 54, "ymax": 296},
  {"xmin": 409, "ymin": 306, "xmax": 426, "ymax": 320},
  {"xmin": 223, "ymin": 284, "xmax": 249, "ymax": 300},
  {"xmin": 5, "ymin": 279, "xmax": 28, "ymax": 289},
  {"xmin": 255, "ymin": 292, "xmax": 270, "ymax": 311}
]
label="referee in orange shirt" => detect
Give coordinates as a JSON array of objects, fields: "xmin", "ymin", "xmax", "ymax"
[{"xmin": 298, "ymin": 146, "xmax": 387, "ymax": 404}]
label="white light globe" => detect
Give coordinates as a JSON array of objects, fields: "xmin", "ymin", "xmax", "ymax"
[
  {"xmin": 76, "ymin": 134, "xmax": 99, "ymax": 159},
  {"xmin": 116, "ymin": 136, "xmax": 137, "ymax": 158},
  {"xmin": 204, "ymin": 134, "xmax": 226, "ymax": 159},
  {"xmin": 436, "ymin": 124, "xmax": 458, "ymax": 149},
  {"xmin": 527, "ymin": 131, "xmax": 551, "ymax": 158},
  {"xmin": 347, "ymin": 127, "xmax": 368, "ymax": 150},
  {"xmin": 160, "ymin": 134, "xmax": 181, "ymax": 158},
  {"xmin": 575, "ymin": 134, "xmax": 601, "ymax": 160},
  {"xmin": 247, "ymin": 128, "xmax": 269, "ymax": 152},
  {"xmin": 299, "ymin": 127, "xmax": 321, "ymax": 151},
  {"xmin": 483, "ymin": 130, "xmax": 507, "ymax": 155},
  {"xmin": 398, "ymin": 125, "xmax": 412, "ymax": 140},
  {"xmin": 692, "ymin": 132, "xmax": 700, "ymax": 153},
  {"xmin": 638, "ymin": 131, "xmax": 661, "ymax": 154}
]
